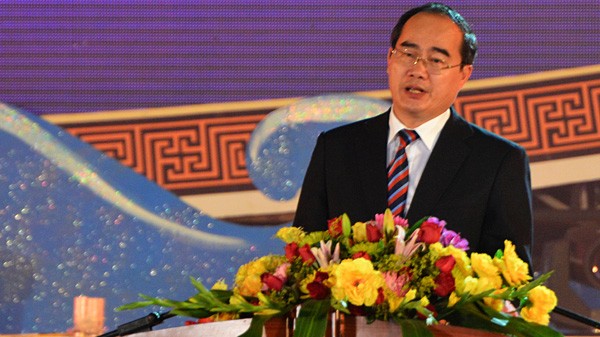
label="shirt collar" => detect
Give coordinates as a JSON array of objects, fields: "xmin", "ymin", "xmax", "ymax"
[{"xmin": 388, "ymin": 108, "xmax": 451, "ymax": 150}]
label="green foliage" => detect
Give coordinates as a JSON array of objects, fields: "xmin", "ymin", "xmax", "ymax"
[
  {"xmin": 395, "ymin": 319, "xmax": 435, "ymax": 337},
  {"xmin": 294, "ymin": 300, "xmax": 331, "ymax": 337},
  {"xmin": 118, "ymin": 212, "xmax": 563, "ymax": 337}
]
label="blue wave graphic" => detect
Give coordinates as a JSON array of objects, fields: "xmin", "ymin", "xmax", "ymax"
[
  {"xmin": 247, "ymin": 94, "xmax": 389, "ymax": 200},
  {"xmin": 0, "ymin": 94, "xmax": 389, "ymax": 333},
  {"xmin": 0, "ymin": 103, "xmax": 284, "ymax": 332}
]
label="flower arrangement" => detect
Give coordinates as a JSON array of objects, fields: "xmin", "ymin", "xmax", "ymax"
[{"xmin": 120, "ymin": 210, "xmax": 563, "ymax": 337}]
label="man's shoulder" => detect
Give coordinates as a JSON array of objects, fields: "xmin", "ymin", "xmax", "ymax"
[
  {"xmin": 322, "ymin": 111, "xmax": 389, "ymax": 138},
  {"xmin": 463, "ymin": 119, "xmax": 526, "ymax": 153}
]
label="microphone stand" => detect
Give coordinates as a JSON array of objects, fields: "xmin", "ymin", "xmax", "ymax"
[
  {"xmin": 553, "ymin": 305, "xmax": 600, "ymax": 330},
  {"xmin": 97, "ymin": 311, "xmax": 175, "ymax": 337}
]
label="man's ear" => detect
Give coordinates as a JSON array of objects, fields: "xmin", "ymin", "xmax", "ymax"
[
  {"xmin": 459, "ymin": 64, "xmax": 473, "ymax": 84},
  {"xmin": 386, "ymin": 47, "xmax": 394, "ymax": 73}
]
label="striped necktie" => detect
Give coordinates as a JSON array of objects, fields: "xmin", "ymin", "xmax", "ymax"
[{"xmin": 387, "ymin": 129, "xmax": 419, "ymax": 217}]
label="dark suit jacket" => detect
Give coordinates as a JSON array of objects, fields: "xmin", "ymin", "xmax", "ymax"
[{"xmin": 293, "ymin": 108, "xmax": 532, "ymax": 261}]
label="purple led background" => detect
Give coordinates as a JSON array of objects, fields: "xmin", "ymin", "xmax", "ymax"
[{"xmin": 0, "ymin": 1, "xmax": 598, "ymax": 115}]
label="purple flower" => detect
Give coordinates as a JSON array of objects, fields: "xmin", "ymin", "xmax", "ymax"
[
  {"xmin": 425, "ymin": 217, "xmax": 447, "ymax": 229},
  {"xmin": 440, "ymin": 229, "xmax": 470, "ymax": 251}
]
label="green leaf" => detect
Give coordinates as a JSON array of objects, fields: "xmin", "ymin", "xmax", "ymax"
[
  {"xmin": 406, "ymin": 216, "xmax": 428, "ymax": 237},
  {"xmin": 238, "ymin": 314, "xmax": 273, "ymax": 337},
  {"xmin": 342, "ymin": 213, "xmax": 352, "ymax": 237},
  {"xmin": 116, "ymin": 300, "xmax": 155, "ymax": 311},
  {"xmin": 212, "ymin": 289, "xmax": 235, "ymax": 302},
  {"xmin": 294, "ymin": 300, "xmax": 331, "ymax": 337},
  {"xmin": 448, "ymin": 302, "xmax": 564, "ymax": 337},
  {"xmin": 170, "ymin": 308, "xmax": 212, "ymax": 318},
  {"xmin": 512, "ymin": 272, "xmax": 554, "ymax": 298},
  {"xmin": 396, "ymin": 319, "xmax": 434, "ymax": 337}
]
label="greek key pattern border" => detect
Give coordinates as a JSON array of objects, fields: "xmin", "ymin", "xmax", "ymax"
[
  {"xmin": 62, "ymin": 72, "xmax": 600, "ymax": 195},
  {"xmin": 65, "ymin": 113, "xmax": 266, "ymax": 194},
  {"xmin": 455, "ymin": 76, "xmax": 600, "ymax": 161}
]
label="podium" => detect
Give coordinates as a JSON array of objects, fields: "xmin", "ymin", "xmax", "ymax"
[{"xmin": 129, "ymin": 316, "xmax": 509, "ymax": 337}]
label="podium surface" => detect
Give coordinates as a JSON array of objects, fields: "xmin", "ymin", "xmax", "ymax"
[{"xmin": 127, "ymin": 317, "xmax": 596, "ymax": 337}]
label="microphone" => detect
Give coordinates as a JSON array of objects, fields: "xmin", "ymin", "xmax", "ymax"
[
  {"xmin": 553, "ymin": 305, "xmax": 600, "ymax": 329},
  {"xmin": 97, "ymin": 311, "xmax": 175, "ymax": 337}
]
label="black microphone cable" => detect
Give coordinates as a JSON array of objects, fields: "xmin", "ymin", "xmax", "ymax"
[
  {"xmin": 97, "ymin": 311, "xmax": 175, "ymax": 337},
  {"xmin": 553, "ymin": 305, "xmax": 600, "ymax": 330}
]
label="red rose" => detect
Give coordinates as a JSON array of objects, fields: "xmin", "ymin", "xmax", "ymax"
[
  {"xmin": 285, "ymin": 242, "xmax": 299, "ymax": 262},
  {"xmin": 314, "ymin": 271, "xmax": 329, "ymax": 283},
  {"xmin": 327, "ymin": 216, "xmax": 344, "ymax": 238},
  {"xmin": 307, "ymin": 271, "xmax": 330, "ymax": 299},
  {"xmin": 435, "ymin": 255, "xmax": 456, "ymax": 273},
  {"xmin": 298, "ymin": 244, "xmax": 316, "ymax": 265},
  {"xmin": 376, "ymin": 287, "xmax": 385, "ymax": 305},
  {"xmin": 261, "ymin": 273, "xmax": 285, "ymax": 291},
  {"xmin": 366, "ymin": 223, "xmax": 383, "ymax": 242},
  {"xmin": 307, "ymin": 281, "xmax": 330, "ymax": 299},
  {"xmin": 351, "ymin": 251, "xmax": 371, "ymax": 260},
  {"xmin": 434, "ymin": 272, "xmax": 455, "ymax": 297},
  {"xmin": 418, "ymin": 220, "xmax": 443, "ymax": 244}
]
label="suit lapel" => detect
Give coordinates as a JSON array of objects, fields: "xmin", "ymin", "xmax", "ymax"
[
  {"xmin": 353, "ymin": 110, "xmax": 390, "ymax": 214},
  {"xmin": 406, "ymin": 109, "xmax": 473, "ymax": 222}
]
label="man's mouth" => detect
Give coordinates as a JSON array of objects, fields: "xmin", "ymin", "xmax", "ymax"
[{"xmin": 406, "ymin": 86, "xmax": 425, "ymax": 94}]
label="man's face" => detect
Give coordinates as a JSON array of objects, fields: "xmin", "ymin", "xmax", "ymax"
[{"xmin": 387, "ymin": 12, "xmax": 473, "ymax": 127}]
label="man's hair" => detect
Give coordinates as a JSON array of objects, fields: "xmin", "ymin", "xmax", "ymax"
[{"xmin": 390, "ymin": 2, "xmax": 478, "ymax": 66}]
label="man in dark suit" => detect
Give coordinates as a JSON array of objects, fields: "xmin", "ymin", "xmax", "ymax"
[{"xmin": 293, "ymin": 3, "xmax": 532, "ymax": 261}]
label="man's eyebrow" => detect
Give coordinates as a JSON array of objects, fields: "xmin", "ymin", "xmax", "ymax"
[
  {"xmin": 432, "ymin": 47, "xmax": 451, "ymax": 57},
  {"xmin": 399, "ymin": 41, "xmax": 418, "ymax": 49},
  {"xmin": 399, "ymin": 41, "xmax": 452, "ymax": 58}
]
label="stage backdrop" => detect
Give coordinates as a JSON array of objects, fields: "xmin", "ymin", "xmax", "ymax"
[
  {"xmin": 0, "ymin": 0, "xmax": 599, "ymax": 334},
  {"xmin": 1, "ymin": 0, "xmax": 598, "ymax": 115}
]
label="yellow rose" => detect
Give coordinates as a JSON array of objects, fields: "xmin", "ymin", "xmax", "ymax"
[
  {"xmin": 276, "ymin": 227, "xmax": 305, "ymax": 244},
  {"xmin": 458, "ymin": 276, "xmax": 478, "ymax": 294},
  {"xmin": 528, "ymin": 286, "xmax": 558, "ymax": 311},
  {"xmin": 493, "ymin": 240, "xmax": 531, "ymax": 286},
  {"xmin": 234, "ymin": 255, "xmax": 286, "ymax": 297},
  {"xmin": 236, "ymin": 274, "xmax": 262, "ymax": 297},
  {"xmin": 478, "ymin": 276, "xmax": 502, "ymax": 293},
  {"xmin": 331, "ymin": 258, "xmax": 383, "ymax": 306},
  {"xmin": 471, "ymin": 253, "xmax": 499, "ymax": 278},
  {"xmin": 352, "ymin": 222, "xmax": 368, "ymax": 243},
  {"xmin": 471, "ymin": 253, "xmax": 502, "ymax": 290},
  {"xmin": 244, "ymin": 257, "xmax": 268, "ymax": 278},
  {"xmin": 521, "ymin": 286, "xmax": 557, "ymax": 325},
  {"xmin": 521, "ymin": 307, "xmax": 550, "ymax": 326},
  {"xmin": 483, "ymin": 289, "xmax": 505, "ymax": 311}
]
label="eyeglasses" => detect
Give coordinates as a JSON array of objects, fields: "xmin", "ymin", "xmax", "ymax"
[{"xmin": 391, "ymin": 49, "xmax": 462, "ymax": 75}]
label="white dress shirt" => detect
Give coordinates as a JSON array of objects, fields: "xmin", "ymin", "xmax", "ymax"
[{"xmin": 387, "ymin": 108, "xmax": 450, "ymax": 214}]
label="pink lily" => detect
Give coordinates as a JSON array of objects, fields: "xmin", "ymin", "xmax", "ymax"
[
  {"xmin": 310, "ymin": 240, "xmax": 341, "ymax": 268},
  {"xmin": 395, "ymin": 226, "xmax": 424, "ymax": 262}
]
